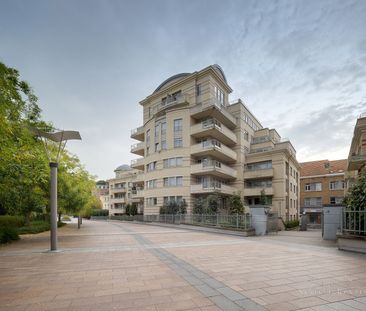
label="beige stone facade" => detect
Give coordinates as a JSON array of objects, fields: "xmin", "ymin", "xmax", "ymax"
[
  {"xmin": 346, "ymin": 113, "xmax": 366, "ymax": 189},
  {"xmin": 130, "ymin": 64, "xmax": 300, "ymax": 220},
  {"xmin": 106, "ymin": 165, "xmax": 144, "ymax": 216}
]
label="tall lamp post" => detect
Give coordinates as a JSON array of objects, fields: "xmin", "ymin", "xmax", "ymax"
[{"xmin": 28, "ymin": 127, "xmax": 81, "ymax": 251}]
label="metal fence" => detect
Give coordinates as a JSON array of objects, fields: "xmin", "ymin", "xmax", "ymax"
[
  {"xmin": 341, "ymin": 209, "xmax": 366, "ymax": 236},
  {"xmin": 109, "ymin": 214, "xmax": 252, "ymax": 231}
]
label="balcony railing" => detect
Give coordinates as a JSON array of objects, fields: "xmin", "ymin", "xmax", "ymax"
[
  {"xmin": 131, "ymin": 126, "xmax": 144, "ymax": 136},
  {"xmin": 191, "ymin": 161, "xmax": 237, "ymax": 179},
  {"xmin": 131, "ymin": 158, "xmax": 144, "ymax": 169},
  {"xmin": 158, "ymin": 94, "xmax": 189, "ymax": 112},
  {"xmin": 191, "ymin": 119, "xmax": 237, "ymax": 145},
  {"xmin": 190, "ymin": 99, "xmax": 237, "ymax": 129},
  {"xmin": 191, "ymin": 140, "xmax": 237, "ymax": 162},
  {"xmin": 191, "ymin": 183, "xmax": 237, "ymax": 195}
]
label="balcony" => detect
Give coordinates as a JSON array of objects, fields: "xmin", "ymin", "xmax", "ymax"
[
  {"xmin": 191, "ymin": 119, "xmax": 237, "ymax": 146},
  {"xmin": 131, "ymin": 126, "xmax": 144, "ymax": 142},
  {"xmin": 244, "ymin": 168, "xmax": 274, "ymax": 179},
  {"xmin": 190, "ymin": 100, "xmax": 237, "ymax": 129},
  {"xmin": 191, "ymin": 141, "xmax": 237, "ymax": 162},
  {"xmin": 131, "ymin": 158, "xmax": 144, "ymax": 170},
  {"xmin": 157, "ymin": 94, "xmax": 190, "ymax": 113},
  {"xmin": 131, "ymin": 142, "xmax": 144, "ymax": 156},
  {"xmin": 243, "ymin": 187, "xmax": 274, "ymax": 197},
  {"xmin": 110, "ymin": 186, "xmax": 126, "ymax": 194},
  {"xmin": 111, "ymin": 197, "xmax": 126, "ymax": 204},
  {"xmin": 348, "ymin": 154, "xmax": 366, "ymax": 171},
  {"xmin": 191, "ymin": 162, "xmax": 237, "ymax": 179},
  {"xmin": 131, "ymin": 189, "xmax": 144, "ymax": 202},
  {"xmin": 191, "ymin": 184, "xmax": 237, "ymax": 195}
]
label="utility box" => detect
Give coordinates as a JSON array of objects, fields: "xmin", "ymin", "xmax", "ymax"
[
  {"xmin": 250, "ymin": 206, "xmax": 270, "ymax": 236},
  {"xmin": 322, "ymin": 206, "xmax": 343, "ymax": 240}
]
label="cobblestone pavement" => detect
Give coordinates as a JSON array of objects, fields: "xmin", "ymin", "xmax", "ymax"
[{"xmin": 0, "ymin": 220, "xmax": 366, "ymax": 311}]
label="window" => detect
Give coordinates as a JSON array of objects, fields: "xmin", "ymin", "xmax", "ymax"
[
  {"xmin": 164, "ymin": 157, "xmax": 183, "ymax": 168},
  {"xmin": 146, "ymin": 129, "xmax": 150, "ymax": 145},
  {"xmin": 163, "ymin": 176, "xmax": 183, "ymax": 187},
  {"xmin": 174, "ymin": 137, "xmax": 183, "ymax": 148},
  {"xmin": 304, "ymin": 197, "xmax": 322, "ymax": 207},
  {"xmin": 244, "ymin": 131, "xmax": 249, "ymax": 141},
  {"xmin": 161, "ymin": 122, "xmax": 166, "ymax": 136},
  {"xmin": 164, "ymin": 196, "xmax": 183, "ymax": 205},
  {"xmin": 290, "ymin": 183, "xmax": 292, "ymax": 192},
  {"xmin": 161, "ymin": 140, "xmax": 167, "ymax": 150},
  {"xmin": 146, "ymin": 161, "xmax": 157, "ymax": 172},
  {"xmin": 196, "ymin": 84, "xmax": 201, "ymax": 96},
  {"xmin": 329, "ymin": 181, "xmax": 345, "ymax": 190},
  {"xmin": 305, "ymin": 183, "xmax": 322, "ymax": 191},
  {"xmin": 174, "ymin": 119, "xmax": 183, "ymax": 132},
  {"xmin": 146, "ymin": 146, "xmax": 149, "ymax": 156},
  {"xmin": 146, "ymin": 180, "xmax": 157, "ymax": 189},
  {"xmin": 245, "ymin": 179, "xmax": 272, "ymax": 188},
  {"xmin": 330, "ymin": 197, "xmax": 343, "ymax": 205},
  {"xmin": 146, "ymin": 197, "xmax": 157, "ymax": 206},
  {"xmin": 155, "ymin": 142, "xmax": 159, "ymax": 152},
  {"xmin": 214, "ymin": 85, "xmax": 225, "ymax": 106},
  {"xmin": 246, "ymin": 161, "xmax": 272, "ymax": 171}
]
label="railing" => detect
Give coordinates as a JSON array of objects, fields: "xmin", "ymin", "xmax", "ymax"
[
  {"xmin": 349, "ymin": 154, "xmax": 366, "ymax": 161},
  {"xmin": 158, "ymin": 94, "xmax": 189, "ymax": 112},
  {"xmin": 341, "ymin": 209, "xmax": 366, "ymax": 236},
  {"xmin": 131, "ymin": 126, "xmax": 144, "ymax": 136},
  {"xmin": 110, "ymin": 214, "xmax": 252, "ymax": 231},
  {"xmin": 131, "ymin": 142, "xmax": 144, "ymax": 151},
  {"xmin": 359, "ymin": 112, "xmax": 366, "ymax": 119}
]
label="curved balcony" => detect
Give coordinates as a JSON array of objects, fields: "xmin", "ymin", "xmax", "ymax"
[
  {"xmin": 191, "ymin": 120, "xmax": 237, "ymax": 146},
  {"xmin": 131, "ymin": 142, "xmax": 145, "ymax": 156},
  {"xmin": 131, "ymin": 126, "xmax": 144, "ymax": 142},
  {"xmin": 191, "ymin": 184, "xmax": 237, "ymax": 195},
  {"xmin": 191, "ymin": 162, "xmax": 237, "ymax": 179},
  {"xmin": 131, "ymin": 158, "xmax": 144, "ymax": 170},
  {"xmin": 191, "ymin": 140, "xmax": 237, "ymax": 162}
]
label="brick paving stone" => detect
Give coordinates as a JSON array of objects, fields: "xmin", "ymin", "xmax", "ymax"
[{"xmin": 1, "ymin": 220, "xmax": 366, "ymax": 311}]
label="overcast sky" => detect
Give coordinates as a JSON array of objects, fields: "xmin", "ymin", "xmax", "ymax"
[{"xmin": 1, "ymin": 0, "xmax": 365, "ymax": 180}]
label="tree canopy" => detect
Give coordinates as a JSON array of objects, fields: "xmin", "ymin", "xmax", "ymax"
[{"xmin": 0, "ymin": 62, "xmax": 97, "ymax": 221}]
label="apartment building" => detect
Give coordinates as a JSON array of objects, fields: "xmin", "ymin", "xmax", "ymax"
[
  {"xmin": 95, "ymin": 180, "xmax": 109, "ymax": 210},
  {"xmin": 106, "ymin": 165, "xmax": 144, "ymax": 216},
  {"xmin": 130, "ymin": 64, "xmax": 300, "ymax": 220},
  {"xmin": 300, "ymin": 159, "xmax": 347, "ymax": 224},
  {"xmin": 346, "ymin": 113, "xmax": 366, "ymax": 190}
]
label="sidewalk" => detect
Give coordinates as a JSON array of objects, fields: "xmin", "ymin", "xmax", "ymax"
[{"xmin": 0, "ymin": 220, "xmax": 365, "ymax": 311}]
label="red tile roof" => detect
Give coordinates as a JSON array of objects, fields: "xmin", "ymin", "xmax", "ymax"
[{"xmin": 300, "ymin": 159, "xmax": 347, "ymax": 177}]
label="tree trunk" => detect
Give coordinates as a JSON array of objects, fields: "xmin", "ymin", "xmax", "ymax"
[{"xmin": 58, "ymin": 212, "xmax": 61, "ymax": 223}]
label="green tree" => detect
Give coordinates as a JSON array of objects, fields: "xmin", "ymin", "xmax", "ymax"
[
  {"xmin": 130, "ymin": 204, "xmax": 138, "ymax": 216},
  {"xmin": 160, "ymin": 199, "xmax": 187, "ymax": 215},
  {"xmin": 344, "ymin": 172, "xmax": 366, "ymax": 210},
  {"xmin": 125, "ymin": 204, "xmax": 131, "ymax": 215},
  {"xmin": 193, "ymin": 197, "xmax": 205, "ymax": 214},
  {"xmin": 229, "ymin": 193, "xmax": 244, "ymax": 214},
  {"xmin": 260, "ymin": 189, "xmax": 268, "ymax": 205},
  {"xmin": 207, "ymin": 194, "xmax": 220, "ymax": 214}
]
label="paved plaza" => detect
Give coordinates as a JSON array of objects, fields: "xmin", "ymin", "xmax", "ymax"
[{"xmin": 1, "ymin": 220, "xmax": 366, "ymax": 311}]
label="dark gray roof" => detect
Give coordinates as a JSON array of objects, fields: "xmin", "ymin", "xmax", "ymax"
[
  {"xmin": 153, "ymin": 73, "xmax": 190, "ymax": 93},
  {"xmin": 114, "ymin": 164, "xmax": 131, "ymax": 172}
]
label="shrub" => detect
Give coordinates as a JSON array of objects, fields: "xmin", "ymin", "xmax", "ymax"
[
  {"xmin": 62, "ymin": 215, "xmax": 71, "ymax": 221},
  {"xmin": 90, "ymin": 209, "xmax": 109, "ymax": 217},
  {"xmin": 17, "ymin": 221, "xmax": 50, "ymax": 234},
  {"xmin": 0, "ymin": 227, "xmax": 20, "ymax": 244},
  {"xmin": 284, "ymin": 220, "xmax": 299, "ymax": 229},
  {"xmin": 0, "ymin": 215, "xmax": 25, "ymax": 228}
]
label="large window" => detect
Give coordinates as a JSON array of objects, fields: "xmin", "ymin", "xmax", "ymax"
[
  {"xmin": 214, "ymin": 85, "xmax": 225, "ymax": 106},
  {"xmin": 174, "ymin": 137, "xmax": 183, "ymax": 148},
  {"xmin": 146, "ymin": 161, "xmax": 157, "ymax": 172},
  {"xmin": 174, "ymin": 119, "xmax": 183, "ymax": 132},
  {"xmin": 245, "ymin": 179, "xmax": 272, "ymax": 188},
  {"xmin": 304, "ymin": 197, "xmax": 322, "ymax": 207},
  {"xmin": 246, "ymin": 161, "xmax": 272, "ymax": 171},
  {"xmin": 146, "ymin": 179, "xmax": 157, "ymax": 189},
  {"xmin": 330, "ymin": 197, "xmax": 343, "ymax": 205},
  {"xmin": 329, "ymin": 181, "xmax": 345, "ymax": 190},
  {"xmin": 305, "ymin": 183, "xmax": 322, "ymax": 191},
  {"xmin": 163, "ymin": 157, "xmax": 183, "ymax": 168},
  {"xmin": 146, "ymin": 197, "xmax": 157, "ymax": 206},
  {"xmin": 146, "ymin": 129, "xmax": 150, "ymax": 145},
  {"xmin": 163, "ymin": 176, "xmax": 183, "ymax": 187},
  {"xmin": 163, "ymin": 196, "xmax": 183, "ymax": 205}
]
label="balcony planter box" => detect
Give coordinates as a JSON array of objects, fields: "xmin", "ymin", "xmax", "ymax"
[{"xmin": 337, "ymin": 234, "xmax": 366, "ymax": 254}]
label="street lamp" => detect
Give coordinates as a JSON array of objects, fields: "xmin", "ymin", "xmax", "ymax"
[{"xmin": 28, "ymin": 127, "xmax": 81, "ymax": 251}]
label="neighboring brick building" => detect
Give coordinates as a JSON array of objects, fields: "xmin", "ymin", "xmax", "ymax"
[{"xmin": 300, "ymin": 159, "xmax": 347, "ymax": 224}]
